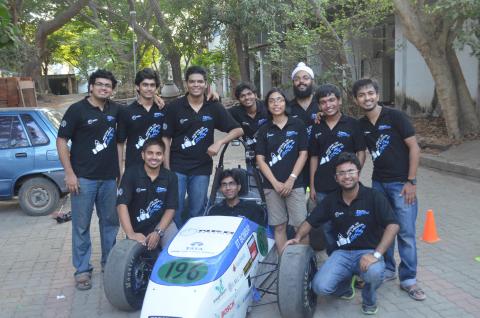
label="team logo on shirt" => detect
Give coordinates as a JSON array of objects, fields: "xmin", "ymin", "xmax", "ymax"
[
  {"xmin": 202, "ymin": 115, "xmax": 213, "ymax": 122},
  {"xmin": 371, "ymin": 134, "xmax": 390, "ymax": 160},
  {"xmin": 61, "ymin": 120, "xmax": 67, "ymax": 127},
  {"xmin": 337, "ymin": 131, "xmax": 350, "ymax": 138},
  {"xmin": 163, "ymin": 123, "xmax": 168, "ymax": 130},
  {"xmin": 292, "ymin": 115, "xmax": 299, "ymax": 118},
  {"xmin": 241, "ymin": 121, "xmax": 250, "ymax": 127},
  {"xmin": 131, "ymin": 115, "xmax": 142, "ymax": 120},
  {"xmin": 106, "ymin": 115, "xmax": 115, "ymax": 122},
  {"xmin": 87, "ymin": 118, "xmax": 98, "ymax": 125},
  {"xmin": 245, "ymin": 137, "xmax": 256, "ymax": 146},
  {"xmin": 136, "ymin": 187, "xmax": 147, "ymax": 193},
  {"xmin": 268, "ymin": 139, "xmax": 295, "ymax": 166},
  {"xmin": 378, "ymin": 124, "xmax": 391, "ymax": 130},
  {"xmin": 179, "ymin": 118, "xmax": 189, "ymax": 124},
  {"xmin": 355, "ymin": 209, "xmax": 370, "ymax": 217},
  {"xmin": 258, "ymin": 118, "xmax": 267, "ymax": 126},
  {"xmin": 266, "ymin": 133, "xmax": 274, "ymax": 138},
  {"xmin": 286, "ymin": 130, "xmax": 298, "ymax": 137},
  {"xmin": 306, "ymin": 125, "xmax": 312, "ymax": 139},
  {"xmin": 117, "ymin": 188, "xmax": 124, "ymax": 196},
  {"xmin": 92, "ymin": 127, "xmax": 114, "ymax": 155},
  {"xmin": 311, "ymin": 113, "xmax": 317, "ymax": 120},
  {"xmin": 334, "ymin": 211, "xmax": 344, "ymax": 218},
  {"xmin": 137, "ymin": 199, "xmax": 163, "ymax": 222},
  {"xmin": 315, "ymin": 132, "xmax": 322, "ymax": 139},
  {"xmin": 320, "ymin": 141, "xmax": 344, "ymax": 165},
  {"xmin": 336, "ymin": 222, "xmax": 366, "ymax": 247},
  {"xmin": 154, "ymin": 112, "xmax": 164, "ymax": 118},
  {"xmin": 136, "ymin": 124, "xmax": 162, "ymax": 149},
  {"xmin": 156, "ymin": 186, "xmax": 167, "ymax": 193},
  {"xmin": 181, "ymin": 127, "xmax": 208, "ymax": 149}
]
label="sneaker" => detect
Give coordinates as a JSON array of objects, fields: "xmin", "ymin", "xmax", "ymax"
[
  {"xmin": 383, "ymin": 271, "xmax": 397, "ymax": 282},
  {"xmin": 340, "ymin": 276, "xmax": 356, "ymax": 300},
  {"xmin": 362, "ymin": 304, "xmax": 378, "ymax": 315}
]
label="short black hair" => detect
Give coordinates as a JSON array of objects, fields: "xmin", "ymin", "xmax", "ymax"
[
  {"xmin": 135, "ymin": 68, "xmax": 160, "ymax": 87},
  {"xmin": 142, "ymin": 138, "xmax": 165, "ymax": 153},
  {"xmin": 185, "ymin": 65, "xmax": 207, "ymax": 81},
  {"xmin": 218, "ymin": 169, "xmax": 241, "ymax": 187},
  {"xmin": 264, "ymin": 87, "xmax": 289, "ymax": 117},
  {"xmin": 88, "ymin": 69, "xmax": 117, "ymax": 89},
  {"xmin": 352, "ymin": 78, "xmax": 379, "ymax": 98},
  {"xmin": 335, "ymin": 152, "xmax": 361, "ymax": 171},
  {"xmin": 315, "ymin": 83, "xmax": 341, "ymax": 101},
  {"xmin": 234, "ymin": 82, "xmax": 256, "ymax": 99}
]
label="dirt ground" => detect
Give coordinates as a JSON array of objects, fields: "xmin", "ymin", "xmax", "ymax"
[{"xmin": 37, "ymin": 93, "xmax": 476, "ymax": 153}]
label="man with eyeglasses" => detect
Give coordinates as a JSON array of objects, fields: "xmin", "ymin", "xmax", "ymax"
[
  {"xmin": 208, "ymin": 169, "xmax": 266, "ymax": 226},
  {"xmin": 284, "ymin": 152, "xmax": 399, "ymax": 315},
  {"xmin": 57, "ymin": 69, "xmax": 121, "ymax": 290},
  {"xmin": 117, "ymin": 68, "xmax": 166, "ymax": 173}
]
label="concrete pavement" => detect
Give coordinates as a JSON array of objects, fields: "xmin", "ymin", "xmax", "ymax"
[{"xmin": 0, "ymin": 141, "xmax": 480, "ymax": 318}]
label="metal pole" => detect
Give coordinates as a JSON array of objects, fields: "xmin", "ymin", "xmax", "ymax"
[{"xmin": 130, "ymin": 11, "xmax": 137, "ymax": 89}]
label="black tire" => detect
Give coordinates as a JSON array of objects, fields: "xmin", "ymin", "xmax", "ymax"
[
  {"xmin": 277, "ymin": 244, "xmax": 317, "ymax": 318},
  {"xmin": 18, "ymin": 177, "xmax": 60, "ymax": 216},
  {"xmin": 103, "ymin": 239, "xmax": 157, "ymax": 311}
]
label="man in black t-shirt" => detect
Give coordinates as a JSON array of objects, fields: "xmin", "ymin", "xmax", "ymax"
[
  {"xmin": 353, "ymin": 78, "xmax": 425, "ymax": 301},
  {"xmin": 208, "ymin": 169, "xmax": 266, "ymax": 227},
  {"xmin": 57, "ymin": 69, "xmax": 120, "ymax": 290},
  {"xmin": 285, "ymin": 152, "xmax": 399, "ymax": 315},
  {"xmin": 229, "ymin": 82, "xmax": 268, "ymax": 150},
  {"xmin": 117, "ymin": 139, "xmax": 178, "ymax": 251},
  {"xmin": 117, "ymin": 68, "xmax": 166, "ymax": 172},
  {"xmin": 162, "ymin": 66, "xmax": 243, "ymax": 227}
]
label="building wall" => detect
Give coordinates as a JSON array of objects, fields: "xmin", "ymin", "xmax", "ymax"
[{"xmin": 395, "ymin": 15, "xmax": 479, "ymax": 115}]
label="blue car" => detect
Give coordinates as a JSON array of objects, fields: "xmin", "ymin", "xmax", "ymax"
[{"xmin": 0, "ymin": 107, "xmax": 67, "ymax": 216}]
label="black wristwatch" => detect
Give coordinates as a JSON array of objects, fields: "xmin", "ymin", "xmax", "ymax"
[
  {"xmin": 407, "ymin": 178, "xmax": 417, "ymax": 185},
  {"xmin": 155, "ymin": 228, "xmax": 165, "ymax": 238}
]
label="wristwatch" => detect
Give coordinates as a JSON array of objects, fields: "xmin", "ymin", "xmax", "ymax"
[
  {"xmin": 407, "ymin": 178, "xmax": 417, "ymax": 185},
  {"xmin": 373, "ymin": 251, "xmax": 382, "ymax": 260},
  {"xmin": 155, "ymin": 228, "xmax": 165, "ymax": 238}
]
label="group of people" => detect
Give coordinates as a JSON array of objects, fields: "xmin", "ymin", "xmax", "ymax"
[{"xmin": 56, "ymin": 61, "xmax": 425, "ymax": 315}]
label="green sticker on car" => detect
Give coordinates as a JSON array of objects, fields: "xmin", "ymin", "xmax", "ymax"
[
  {"xmin": 257, "ymin": 226, "xmax": 268, "ymax": 256},
  {"xmin": 158, "ymin": 259, "xmax": 208, "ymax": 284}
]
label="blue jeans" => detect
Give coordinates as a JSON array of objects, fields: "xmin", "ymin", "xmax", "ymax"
[
  {"xmin": 316, "ymin": 192, "xmax": 335, "ymax": 255},
  {"xmin": 312, "ymin": 249, "xmax": 385, "ymax": 306},
  {"xmin": 175, "ymin": 173, "xmax": 209, "ymax": 228},
  {"xmin": 372, "ymin": 180, "xmax": 418, "ymax": 287},
  {"xmin": 70, "ymin": 178, "xmax": 119, "ymax": 276}
]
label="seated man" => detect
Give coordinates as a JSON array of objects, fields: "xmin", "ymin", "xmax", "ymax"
[
  {"xmin": 209, "ymin": 169, "xmax": 266, "ymax": 227},
  {"xmin": 117, "ymin": 139, "xmax": 178, "ymax": 250},
  {"xmin": 285, "ymin": 152, "xmax": 399, "ymax": 315}
]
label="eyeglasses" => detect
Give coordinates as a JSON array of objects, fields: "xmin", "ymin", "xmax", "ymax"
[
  {"xmin": 94, "ymin": 82, "xmax": 113, "ymax": 89},
  {"xmin": 221, "ymin": 181, "xmax": 238, "ymax": 188},
  {"xmin": 293, "ymin": 75, "xmax": 312, "ymax": 82},
  {"xmin": 336, "ymin": 169, "xmax": 358, "ymax": 177},
  {"xmin": 268, "ymin": 97, "xmax": 285, "ymax": 104}
]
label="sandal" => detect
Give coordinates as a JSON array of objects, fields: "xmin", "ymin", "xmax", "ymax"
[
  {"xmin": 400, "ymin": 284, "xmax": 426, "ymax": 301},
  {"xmin": 75, "ymin": 272, "xmax": 92, "ymax": 291}
]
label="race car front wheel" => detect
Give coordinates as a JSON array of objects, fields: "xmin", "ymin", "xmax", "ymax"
[
  {"xmin": 103, "ymin": 239, "xmax": 157, "ymax": 311},
  {"xmin": 277, "ymin": 244, "xmax": 317, "ymax": 318}
]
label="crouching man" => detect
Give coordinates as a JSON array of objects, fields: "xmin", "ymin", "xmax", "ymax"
[
  {"xmin": 117, "ymin": 139, "xmax": 178, "ymax": 250},
  {"xmin": 208, "ymin": 169, "xmax": 266, "ymax": 227},
  {"xmin": 284, "ymin": 152, "xmax": 399, "ymax": 315}
]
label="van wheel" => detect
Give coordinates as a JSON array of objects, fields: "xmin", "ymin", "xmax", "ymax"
[{"xmin": 18, "ymin": 177, "xmax": 60, "ymax": 216}]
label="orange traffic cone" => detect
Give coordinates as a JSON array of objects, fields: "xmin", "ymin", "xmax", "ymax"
[{"xmin": 421, "ymin": 209, "xmax": 440, "ymax": 243}]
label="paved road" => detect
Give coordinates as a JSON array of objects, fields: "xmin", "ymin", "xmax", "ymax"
[{"xmin": 1, "ymin": 144, "xmax": 480, "ymax": 317}]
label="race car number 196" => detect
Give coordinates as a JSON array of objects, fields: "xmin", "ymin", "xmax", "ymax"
[{"xmin": 158, "ymin": 260, "xmax": 208, "ymax": 284}]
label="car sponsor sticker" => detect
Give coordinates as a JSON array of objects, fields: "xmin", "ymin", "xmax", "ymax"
[{"xmin": 256, "ymin": 226, "xmax": 268, "ymax": 256}]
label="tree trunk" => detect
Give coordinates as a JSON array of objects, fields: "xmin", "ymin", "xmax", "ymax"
[
  {"xmin": 168, "ymin": 53, "xmax": 183, "ymax": 92},
  {"xmin": 233, "ymin": 29, "xmax": 250, "ymax": 82}
]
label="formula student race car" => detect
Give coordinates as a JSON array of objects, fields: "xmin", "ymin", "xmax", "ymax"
[{"xmin": 103, "ymin": 141, "xmax": 318, "ymax": 318}]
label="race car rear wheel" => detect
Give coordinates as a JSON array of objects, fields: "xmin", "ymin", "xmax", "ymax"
[
  {"xmin": 277, "ymin": 244, "xmax": 317, "ymax": 318},
  {"xmin": 104, "ymin": 239, "xmax": 157, "ymax": 311}
]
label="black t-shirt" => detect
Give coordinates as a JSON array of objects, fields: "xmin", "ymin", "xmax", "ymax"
[
  {"xmin": 255, "ymin": 117, "xmax": 308, "ymax": 189},
  {"xmin": 287, "ymin": 98, "xmax": 319, "ymax": 141},
  {"xmin": 117, "ymin": 101, "xmax": 166, "ymax": 169},
  {"xmin": 58, "ymin": 97, "xmax": 120, "ymax": 180},
  {"xmin": 228, "ymin": 100, "xmax": 268, "ymax": 148},
  {"xmin": 209, "ymin": 199, "xmax": 266, "ymax": 226},
  {"xmin": 358, "ymin": 107, "xmax": 415, "ymax": 182},
  {"xmin": 117, "ymin": 164, "xmax": 178, "ymax": 236},
  {"xmin": 162, "ymin": 96, "xmax": 240, "ymax": 175},
  {"xmin": 310, "ymin": 114, "xmax": 366, "ymax": 193},
  {"xmin": 307, "ymin": 184, "xmax": 398, "ymax": 250}
]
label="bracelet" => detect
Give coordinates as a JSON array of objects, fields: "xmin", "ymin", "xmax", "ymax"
[{"xmin": 290, "ymin": 173, "xmax": 297, "ymax": 179}]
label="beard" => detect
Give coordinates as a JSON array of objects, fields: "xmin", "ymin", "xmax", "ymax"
[{"xmin": 293, "ymin": 84, "xmax": 313, "ymax": 98}]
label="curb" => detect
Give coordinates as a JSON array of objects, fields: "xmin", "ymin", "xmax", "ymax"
[{"xmin": 420, "ymin": 154, "xmax": 480, "ymax": 181}]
